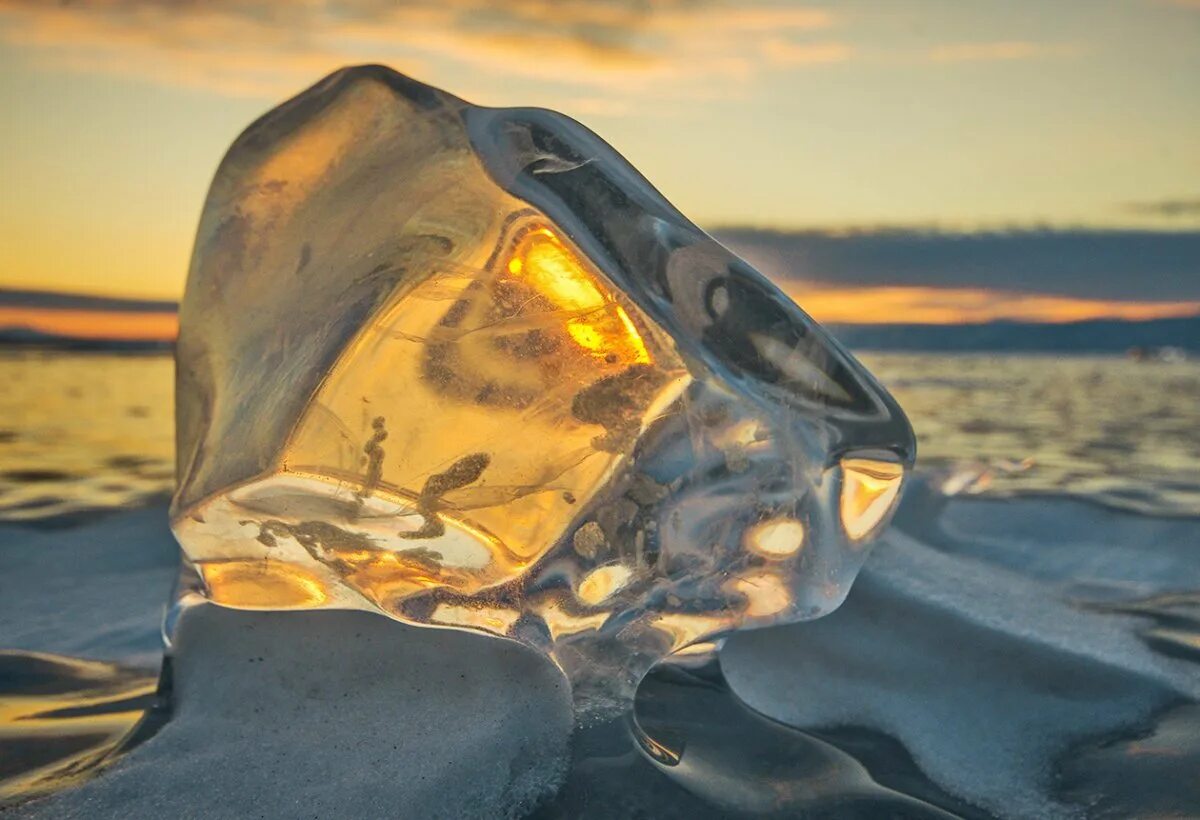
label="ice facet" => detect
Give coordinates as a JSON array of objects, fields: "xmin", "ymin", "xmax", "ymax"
[{"xmin": 172, "ymin": 65, "xmax": 915, "ymax": 716}]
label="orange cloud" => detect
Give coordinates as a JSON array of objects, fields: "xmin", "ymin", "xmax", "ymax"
[
  {"xmin": 0, "ymin": 307, "xmax": 177, "ymax": 341},
  {"xmin": 785, "ymin": 285, "xmax": 1200, "ymax": 325},
  {"xmin": 0, "ymin": 0, "xmax": 845, "ymax": 100},
  {"xmin": 7, "ymin": 286, "xmax": 1194, "ymax": 343},
  {"xmin": 1, "ymin": 3, "xmax": 363, "ymax": 98}
]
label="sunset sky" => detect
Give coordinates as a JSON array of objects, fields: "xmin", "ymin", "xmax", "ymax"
[{"xmin": 0, "ymin": 0, "xmax": 1198, "ymax": 338}]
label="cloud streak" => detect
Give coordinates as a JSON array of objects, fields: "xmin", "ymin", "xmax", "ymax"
[
  {"xmin": 788, "ymin": 285, "xmax": 1200, "ymax": 325},
  {"xmin": 715, "ymin": 227, "xmax": 1200, "ymax": 303},
  {"xmin": 0, "ymin": 0, "xmax": 845, "ymax": 100},
  {"xmin": 0, "ymin": 2, "xmax": 1096, "ymax": 105}
]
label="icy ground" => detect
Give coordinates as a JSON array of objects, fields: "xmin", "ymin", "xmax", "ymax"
[{"xmin": 4, "ymin": 481, "xmax": 1198, "ymax": 819}]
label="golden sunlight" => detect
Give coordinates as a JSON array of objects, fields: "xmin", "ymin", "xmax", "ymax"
[
  {"xmin": 786, "ymin": 285, "xmax": 1200, "ymax": 325},
  {"xmin": 839, "ymin": 457, "xmax": 905, "ymax": 542},
  {"xmin": 507, "ymin": 227, "xmax": 652, "ymax": 364},
  {"xmin": 0, "ymin": 308, "xmax": 178, "ymax": 341}
]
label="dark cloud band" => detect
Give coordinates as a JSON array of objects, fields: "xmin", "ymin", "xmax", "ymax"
[{"xmin": 717, "ymin": 228, "xmax": 1200, "ymax": 302}]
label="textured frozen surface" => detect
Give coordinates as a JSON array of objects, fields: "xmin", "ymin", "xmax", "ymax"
[
  {"xmin": 722, "ymin": 483, "xmax": 1200, "ymax": 819},
  {"xmin": 9, "ymin": 494, "xmax": 1198, "ymax": 818},
  {"xmin": 0, "ymin": 506, "xmax": 176, "ymax": 662},
  {"xmin": 172, "ymin": 65, "xmax": 913, "ymax": 713},
  {"xmin": 18, "ymin": 605, "xmax": 571, "ymax": 820}
]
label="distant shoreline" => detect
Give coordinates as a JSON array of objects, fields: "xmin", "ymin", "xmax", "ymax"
[
  {"xmin": 0, "ymin": 331, "xmax": 173, "ymax": 354},
  {"xmin": 3, "ymin": 320, "xmax": 1196, "ymax": 356}
]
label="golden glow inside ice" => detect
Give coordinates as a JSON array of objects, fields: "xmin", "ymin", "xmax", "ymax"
[
  {"xmin": 671, "ymin": 640, "xmax": 722, "ymax": 657},
  {"xmin": 576, "ymin": 564, "xmax": 634, "ymax": 605},
  {"xmin": 508, "ymin": 228, "xmax": 651, "ymax": 365},
  {"xmin": 536, "ymin": 599, "xmax": 612, "ymax": 641},
  {"xmin": 651, "ymin": 613, "xmax": 732, "ymax": 652},
  {"xmin": 321, "ymin": 541, "xmax": 481, "ymax": 607},
  {"xmin": 430, "ymin": 603, "xmax": 521, "ymax": 635},
  {"xmin": 839, "ymin": 456, "xmax": 905, "ymax": 541},
  {"xmin": 173, "ymin": 212, "xmax": 690, "ymax": 631},
  {"xmin": 636, "ymin": 733, "xmax": 682, "ymax": 766},
  {"xmin": 165, "ymin": 67, "xmax": 920, "ymax": 718},
  {"xmin": 745, "ymin": 517, "xmax": 805, "ymax": 558},
  {"xmin": 199, "ymin": 560, "xmax": 329, "ymax": 609}
]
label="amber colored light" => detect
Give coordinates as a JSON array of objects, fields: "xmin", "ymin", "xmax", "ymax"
[
  {"xmin": 507, "ymin": 228, "xmax": 652, "ymax": 364},
  {"xmin": 636, "ymin": 732, "xmax": 683, "ymax": 766},
  {"xmin": 786, "ymin": 285, "xmax": 1200, "ymax": 326},
  {"xmin": 839, "ymin": 456, "xmax": 905, "ymax": 541},
  {"xmin": 0, "ymin": 654, "xmax": 156, "ymax": 804},
  {"xmin": 650, "ymin": 612, "xmax": 732, "ymax": 652},
  {"xmin": 0, "ymin": 307, "xmax": 177, "ymax": 341},
  {"xmin": 199, "ymin": 560, "xmax": 329, "ymax": 609},
  {"xmin": 518, "ymin": 229, "xmax": 606, "ymax": 311},
  {"xmin": 254, "ymin": 214, "xmax": 689, "ymax": 613},
  {"xmin": 576, "ymin": 563, "xmax": 634, "ymax": 605},
  {"xmin": 430, "ymin": 603, "xmax": 520, "ymax": 634},
  {"xmin": 536, "ymin": 600, "xmax": 611, "ymax": 641},
  {"xmin": 744, "ymin": 517, "xmax": 805, "ymax": 558}
]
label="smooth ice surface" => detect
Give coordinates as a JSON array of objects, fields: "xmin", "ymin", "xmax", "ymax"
[
  {"xmin": 172, "ymin": 65, "xmax": 913, "ymax": 712},
  {"xmin": 0, "ymin": 506, "xmax": 177, "ymax": 662},
  {"xmin": 722, "ymin": 481, "xmax": 1200, "ymax": 819},
  {"xmin": 8, "ymin": 492, "xmax": 1198, "ymax": 818},
  {"xmin": 18, "ymin": 605, "xmax": 572, "ymax": 820},
  {"xmin": 0, "ymin": 652, "xmax": 156, "ymax": 806}
]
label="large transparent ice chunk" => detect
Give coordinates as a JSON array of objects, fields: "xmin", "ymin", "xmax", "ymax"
[{"xmin": 172, "ymin": 65, "xmax": 915, "ymax": 716}]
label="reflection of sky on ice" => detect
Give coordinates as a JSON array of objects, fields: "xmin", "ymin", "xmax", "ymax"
[
  {"xmin": 0, "ymin": 354, "xmax": 174, "ymax": 521},
  {"xmin": 862, "ymin": 353, "xmax": 1200, "ymax": 516}
]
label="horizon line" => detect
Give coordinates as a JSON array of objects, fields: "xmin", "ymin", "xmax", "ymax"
[{"xmin": 5, "ymin": 222, "xmax": 1200, "ymax": 307}]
